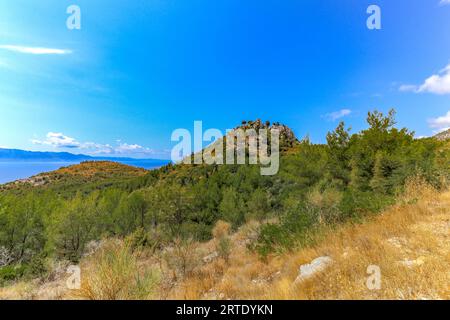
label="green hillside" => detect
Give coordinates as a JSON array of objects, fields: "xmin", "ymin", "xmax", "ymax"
[
  {"xmin": 0, "ymin": 161, "xmax": 149, "ymax": 194},
  {"xmin": 0, "ymin": 110, "xmax": 449, "ymax": 284}
]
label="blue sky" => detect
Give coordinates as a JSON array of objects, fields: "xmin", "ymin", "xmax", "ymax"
[{"xmin": 0, "ymin": 0, "xmax": 449, "ymax": 159}]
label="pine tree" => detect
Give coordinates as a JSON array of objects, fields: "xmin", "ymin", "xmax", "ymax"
[
  {"xmin": 370, "ymin": 152, "xmax": 386, "ymax": 193},
  {"xmin": 349, "ymin": 155, "xmax": 366, "ymax": 190},
  {"xmin": 219, "ymin": 187, "xmax": 244, "ymax": 228}
]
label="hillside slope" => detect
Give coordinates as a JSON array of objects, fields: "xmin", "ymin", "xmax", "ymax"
[
  {"xmin": 167, "ymin": 188, "xmax": 450, "ymax": 300},
  {"xmin": 1, "ymin": 187, "xmax": 448, "ymax": 300},
  {"xmin": 1, "ymin": 161, "xmax": 149, "ymax": 191}
]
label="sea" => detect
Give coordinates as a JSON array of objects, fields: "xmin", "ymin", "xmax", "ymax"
[{"xmin": 0, "ymin": 160, "xmax": 169, "ymax": 185}]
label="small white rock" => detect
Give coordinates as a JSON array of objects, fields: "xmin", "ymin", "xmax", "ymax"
[
  {"xmin": 294, "ymin": 256, "xmax": 333, "ymax": 284},
  {"xmin": 203, "ymin": 251, "xmax": 219, "ymax": 263}
]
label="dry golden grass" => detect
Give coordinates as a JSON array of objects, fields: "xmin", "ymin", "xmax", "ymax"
[
  {"xmin": 0, "ymin": 281, "xmax": 36, "ymax": 300},
  {"xmin": 55, "ymin": 161, "xmax": 148, "ymax": 178},
  {"xmin": 212, "ymin": 220, "xmax": 232, "ymax": 239},
  {"xmin": 75, "ymin": 241, "xmax": 159, "ymax": 300}
]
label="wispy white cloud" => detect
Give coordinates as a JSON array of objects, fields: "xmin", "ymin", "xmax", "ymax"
[
  {"xmin": 322, "ymin": 109, "xmax": 352, "ymax": 121},
  {"xmin": 81, "ymin": 141, "xmax": 158, "ymax": 156},
  {"xmin": 428, "ymin": 111, "xmax": 450, "ymax": 134},
  {"xmin": 399, "ymin": 84, "xmax": 418, "ymax": 92},
  {"xmin": 0, "ymin": 45, "xmax": 72, "ymax": 55},
  {"xmin": 31, "ymin": 132, "xmax": 80, "ymax": 148},
  {"xmin": 400, "ymin": 64, "xmax": 450, "ymax": 95},
  {"xmin": 439, "ymin": 0, "xmax": 450, "ymax": 6},
  {"xmin": 31, "ymin": 132, "xmax": 165, "ymax": 158},
  {"xmin": 114, "ymin": 143, "xmax": 151, "ymax": 154}
]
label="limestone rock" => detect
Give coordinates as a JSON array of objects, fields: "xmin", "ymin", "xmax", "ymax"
[{"xmin": 294, "ymin": 256, "xmax": 333, "ymax": 284}]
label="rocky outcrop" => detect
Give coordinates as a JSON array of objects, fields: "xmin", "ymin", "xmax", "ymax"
[
  {"xmin": 237, "ymin": 119, "xmax": 298, "ymax": 150},
  {"xmin": 434, "ymin": 129, "xmax": 450, "ymax": 141}
]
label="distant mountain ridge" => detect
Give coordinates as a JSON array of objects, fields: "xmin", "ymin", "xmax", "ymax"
[{"xmin": 0, "ymin": 148, "xmax": 167, "ymax": 163}]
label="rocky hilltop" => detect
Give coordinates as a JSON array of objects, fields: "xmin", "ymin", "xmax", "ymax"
[
  {"xmin": 236, "ymin": 119, "xmax": 298, "ymax": 150},
  {"xmin": 434, "ymin": 128, "xmax": 450, "ymax": 141}
]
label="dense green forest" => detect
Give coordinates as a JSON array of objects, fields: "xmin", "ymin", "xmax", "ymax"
[{"xmin": 0, "ymin": 110, "xmax": 449, "ymax": 283}]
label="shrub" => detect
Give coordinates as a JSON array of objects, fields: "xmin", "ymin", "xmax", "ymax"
[
  {"xmin": 219, "ymin": 187, "xmax": 245, "ymax": 228},
  {"xmin": 0, "ymin": 247, "xmax": 13, "ymax": 267},
  {"xmin": 247, "ymin": 188, "xmax": 271, "ymax": 221},
  {"xmin": 307, "ymin": 188, "xmax": 343, "ymax": 224},
  {"xmin": 163, "ymin": 238, "xmax": 200, "ymax": 280},
  {"xmin": 212, "ymin": 221, "xmax": 232, "ymax": 263},
  {"xmin": 178, "ymin": 222, "xmax": 212, "ymax": 242},
  {"xmin": 125, "ymin": 227, "xmax": 148, "ymax": 250},
  {"xmin": 79, "ymin": 241, "xmax": 160, "ymax": 300},
  {"xmin": 339, "ymin": 189, "xmax": 394, "ymax": 221},
  {"xmin": 212, "ymin": 220, "xmax": 231, "ymax": 239},
  {"xmin": 399, "ymin": 174, "xmax": 438, "ymax": 204},
  {"xmin": 26, "ymin": 253, "xmax": 49, "ymax": 278},
  {"xmin": 125, "ymin": 227, "xmax": 162, "ymax": 253},
  {"xmin": 253, "ymin": 200, "xmax": 318, "ymax": 257},
  {"xmin": 252, "ymin": 223, "xmax": 287, "ymax": 258},
  {"xmin": 217, "ymin": 237, "xmax": 232, "ymax": 263},
  {"xmin": 0, "ymin": 265, "xmax": 26, "ymax": 286}
]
